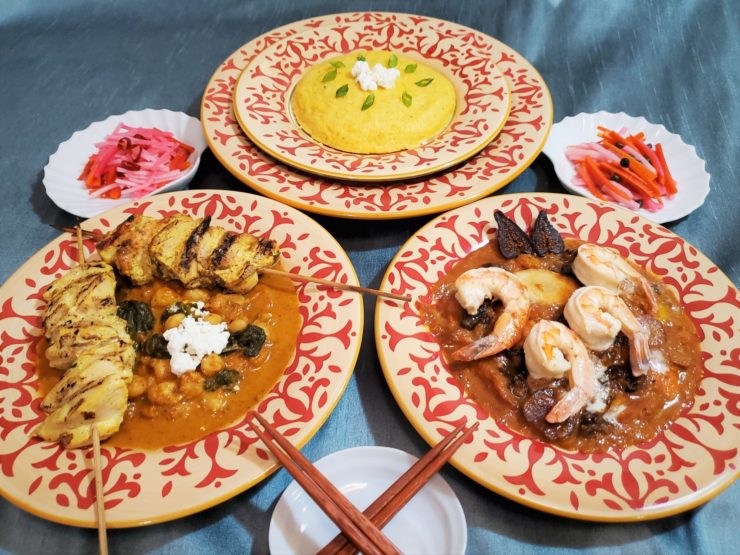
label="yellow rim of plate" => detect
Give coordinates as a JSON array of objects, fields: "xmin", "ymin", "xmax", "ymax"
[
  {"xmin": 374, "ymin": 192, "xmax": 740, "ymax": 522},
  {"xmin": 201, "ymin": 13, "xmax": 553, "ymax": 220},
  {"xmin": 231, "ymin": 45, "xmax": 513, "ymax": 183},
  {"xmin": 0, "ymin": 190, "xmax": 364, "ymax": 528}
]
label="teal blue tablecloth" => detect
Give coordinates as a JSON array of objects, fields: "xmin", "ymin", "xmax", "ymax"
[{"xmin": 0, "ymin": 0, "xmax": 737, "ymax": 553}]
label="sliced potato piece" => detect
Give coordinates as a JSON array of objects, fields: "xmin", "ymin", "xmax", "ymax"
[{"xmin": 516, "ymin": 269, "xmax": 579, "ymax": 308}]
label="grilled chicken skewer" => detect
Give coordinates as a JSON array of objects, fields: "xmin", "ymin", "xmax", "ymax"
[
  {"xmin": 55, "ymin": 218, "xmax": 411, "ymax": 302},
  {"xmin": 34, "ymin": 261, "xmax": 134, "ymax": 449},
  {"xmin": 96, "ymin": 214, "xmax": 279, "ymax": 293}
]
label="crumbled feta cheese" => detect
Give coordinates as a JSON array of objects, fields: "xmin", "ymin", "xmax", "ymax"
[
  {"xmin": 163, "ymin": 314, "xmax": 229, "ymax": 376},
  {"xmin": 351, "ymin": 60, "xmax": 400, "ymax": 91}
]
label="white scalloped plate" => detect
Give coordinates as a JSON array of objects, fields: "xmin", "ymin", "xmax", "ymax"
[
  {"xmin": 43, "ymin": 109, "xmax": 208, "ymax": 218},
  {"xmin": 541, "ymin": 111, "xmax": 710, "ymax": 223},
  {"xmin": 269, "ymin": 447, "xmax": 467, "ymax": 554}
]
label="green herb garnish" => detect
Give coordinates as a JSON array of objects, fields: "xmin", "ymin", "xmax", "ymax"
[
  {"xmin": 335, "ymin": 84, "xmax": 349, "ymax": 98},
  {"xmin": 388, "ymin": 53, "xmax": 398, "ymax": 68},
  {"xmin": 322, "ymin": 69, "xmax": 338, "ymax": 82},
  {"xmin": 404, "ymin": 63, "xmax": 417, "ymax": 74},
  {"xmin": 329, "ymin": 60, "xmax": 345, "ymax": 68},
  {"xmin": 415, "ymin": 78, "xmax": 434, "ymax": 87},
  {"xmin": 361, "ymin": 93, "xmax": 375, "ymax": 111},
  {"xmin": 402, "ymin": 91, "xmax": 412, "ymax": 107},
  {"xmin": 356, "ymin": 53, "xmax": 366, "ymax": 61}
]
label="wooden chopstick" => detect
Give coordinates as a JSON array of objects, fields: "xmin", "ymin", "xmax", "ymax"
[
  {"xmin": 259, "ymin": 267, "xmax": 411, "ymax": 302},
  {"xmin": 246, "ymin": 413, "xmax": 400, "ymax": 555},
  {"xmin": 51, "ymin": 225, "xmax": 411, "ymax": 303},
  {"xmin": 319, "ymin": 421, "xmax": 479, "ymax": 555}
]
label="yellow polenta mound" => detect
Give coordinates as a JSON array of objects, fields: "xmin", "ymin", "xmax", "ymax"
[{"xmin": 291, "ymin": 51, "xmax": 456, "ymax": 154}]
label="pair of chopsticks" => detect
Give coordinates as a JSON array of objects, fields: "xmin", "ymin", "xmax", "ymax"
[
  {"xmin": 246, "ymin": 413, "xmax": 478, "ymax": 555},
  {"xmin": 53, "ymin": 225, "xmax": 410, "ymax": 303}
]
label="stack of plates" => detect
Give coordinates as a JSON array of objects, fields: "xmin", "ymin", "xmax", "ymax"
[{"xmin": 201, "ymin": 12, "xmax": 553, "ymax": 219}]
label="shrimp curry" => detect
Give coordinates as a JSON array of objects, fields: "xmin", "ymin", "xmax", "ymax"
[{"xmin": 419, "ymin": 212, "xmax": 702, "ymax": 453}]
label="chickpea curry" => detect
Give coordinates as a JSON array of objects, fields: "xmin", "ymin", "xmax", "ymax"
[
  {"xmin": 38, "ymin": 269, "xmax": 300, "ymax": 450},
  {"xmin": 419, "ymin": 213, "xmax": 702, "ymax": 453}
]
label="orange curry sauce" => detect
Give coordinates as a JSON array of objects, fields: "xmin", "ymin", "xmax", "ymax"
[
  {"xmin": 37, "ymin": 269, "xmax": 300, "ymax": 450},
  {"xmin": 419, "ymin": 237, "xmax": 702, "ymax": 452}
]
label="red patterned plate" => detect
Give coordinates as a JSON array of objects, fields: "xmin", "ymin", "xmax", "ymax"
[
  {"xmin": 233, "ymin": 21, "xmax": 511, "ymax": 181},
  {"xmin": 375, "ymin": 193, "xmax": 739, "ymax": 521},
  {"xmin": 0, "ymin": 191, "xmax": 363, "ymax": 527},
  {"xmin": 201, "ymin": 12, "xmax": 552, "ymax": 219}
]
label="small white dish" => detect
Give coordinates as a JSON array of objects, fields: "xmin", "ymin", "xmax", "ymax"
[
  {"xmin": 43, "ymin": 109, "xmax": 208, "ymax": 218},
  {"xmin": 268, "ymin": 446, "xmax": 467, "ymax": 555},
  {"xmin": 542, "ymin": 111, "xmax": 710, "ymax": 223}
]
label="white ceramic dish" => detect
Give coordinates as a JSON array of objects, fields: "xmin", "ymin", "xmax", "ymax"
[
  {"xmin": 542, "ymin": 111, "xmax": 710, "ymax": 223},
  {"xmin": 43, "ymin": 109, "xmax": 208, "ymax": 217},
  {"xmin": 268, "ymin": 446, "xmax": 467, "ymax": 554}
]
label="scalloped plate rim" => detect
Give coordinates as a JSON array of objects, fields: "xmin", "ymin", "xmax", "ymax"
[
  {"xmin": 232, "ymin": 22, "xmax": 512, "ymax": 182},
  {"xmin": 200, "ymin": 11, "xmax": 553, "ymax": 220},
  {"xmin": 0, "ymin": 190, "xmax": 363, "ymax": 528},
  {"xmin": 375, "ymin": 192, "xmax": 739, "ymax": 522}
]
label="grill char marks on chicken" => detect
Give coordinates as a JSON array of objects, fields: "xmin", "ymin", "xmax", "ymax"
[
  {"xmin": 97, "ymin": 215, "xmax": 166, "ymax": 285},
  {"xmin": 34, "ymin": 263, "xmax": 135, "ymax": 449},
  {"xmin": 97, "ymin": 214, "xmax": 280, "ymax": 293}
]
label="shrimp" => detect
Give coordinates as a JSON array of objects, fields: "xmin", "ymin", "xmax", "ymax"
[
  {"xmin": 564, "ymin": 286, "xmax": 652, "ymax": 376},
  {"xmin": 572, "ymin": 243, "xmax": 657, "ymax": 314},
  {"xmin": 451, "ymin": 267, "xmax": 530, "ymax": 361},
  {"xmin": 523, "ymin": 320, "xmax": 597, "ymax": 423}
]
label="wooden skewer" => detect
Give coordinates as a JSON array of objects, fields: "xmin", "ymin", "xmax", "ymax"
[
  {"xmin": 319, "ymin": 421, "xmax": 479, "ymax": 555},
  {"xmin": 53, "ymin": 225, "xmax": 411, "ymax": 303},
  {"xmin": 259, "ymin": 267, "xmax": 411, "ymax": 302},
  {"xmin": 75, "ymin": 225, "xmax": 108, "ymax": 555},
  {"xmin": 91, "ymin": 427, "xmax": 108, "ymax": 555},
  {"xmin": 246, "ymin": 413, "xmax": 400, "ymax": 555},
  {"xmin": 75, "ymin": 225, "xmax": 86, "ymax": 267}
]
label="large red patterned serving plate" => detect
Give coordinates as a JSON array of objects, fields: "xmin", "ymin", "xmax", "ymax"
[
  {"xmin": 201, "ymin": 12, "xmax": 552, "ymax": 219},
  {"xmin": 375, "ymin": 193, "xmax": 739, "ymax": 521},
  {"xmin": 0, "ymin": 191, "xmax": 363, "ymax": 527},
  {"xmin": 233, "ymin": 21, "xmax": 511, "ymax": 181}
]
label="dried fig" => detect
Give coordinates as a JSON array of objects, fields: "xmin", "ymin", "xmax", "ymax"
[
  {"xmin": 531, "ymin": 210, "xmax": 564, "ymax": 256},
  {"xmin": 494, "ymin": 210, "xmax": 533, "ymax": 259}
]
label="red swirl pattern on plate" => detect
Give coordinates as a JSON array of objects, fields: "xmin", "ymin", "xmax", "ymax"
[
  {"xmin": 234, "ymin": 20, "xmax": 510, "ymax": 180},
  {"xmin": 376, "ymin": 193, "xmax": 740, "ymax": 521},
  {"xmin": 0, "ymin": 191, "xmax": 363, "ymax": 527},
  {"xmin": 201, "ymin": 12, "xmax": 552, "ymax": 218}
]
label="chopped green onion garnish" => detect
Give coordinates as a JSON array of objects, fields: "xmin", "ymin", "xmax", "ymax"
[{"xmin": 361, "ymin": 93, "xmax": 375, "ymax": 111}]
